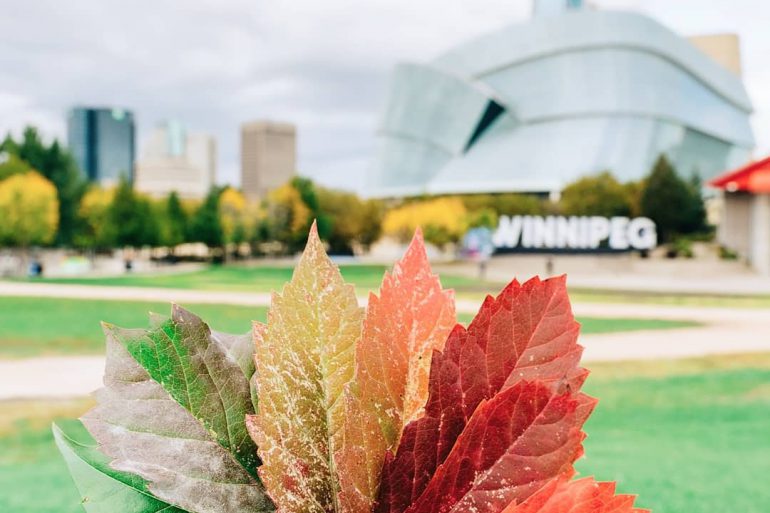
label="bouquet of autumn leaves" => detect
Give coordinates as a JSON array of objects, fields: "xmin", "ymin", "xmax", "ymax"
[{"xmin": 54, "ymin": 224, "xmax": 647, "ymax": 513}]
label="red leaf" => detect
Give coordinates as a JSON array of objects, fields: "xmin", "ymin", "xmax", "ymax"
[
  {"xmin": 501, "ymin": 477, "xmax": 649, "ymax": 513},
  {"xmin": 376, "ymin": 276, "xmax": 587, "ymax": 513},
  {"xmin": 402, "ymin": 381, "xmax": 594, "ymax": 513}
]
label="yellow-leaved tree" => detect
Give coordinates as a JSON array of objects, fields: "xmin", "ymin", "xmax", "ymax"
[
  {"xmin": 75, "ymin": 186, "xmax": 116, "ymax": 249},
  {"xmin": 383, "ymin": 197, "xmax": 467, "ymax": 247},
  {"xmin": 267, "ymin": 183, "xmax": 313, "ymax": 248},
  {"xmin": 0, "ymin": 171, "xmax": 59, "ymax": 247},
  {"xmin": 219, "ymin": 187, "xmax": 249, "ymax": 245}
]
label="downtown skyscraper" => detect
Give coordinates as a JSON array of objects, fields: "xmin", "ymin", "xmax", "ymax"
[{"xmin": 67, "ymin": 107, "xmax": 136, "ymax": 184}]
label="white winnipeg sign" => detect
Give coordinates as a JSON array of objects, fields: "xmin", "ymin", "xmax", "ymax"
[{"xmin": 492, "ymin": 215, "xmax": 657, "ymax": 251}]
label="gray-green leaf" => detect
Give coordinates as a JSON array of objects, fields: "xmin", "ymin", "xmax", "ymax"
[
  {"xmin": 53, "ymin": 419, "xmax": 186, "ymax": 513},
  {"xmin": 80, "ymin": 305, "xmax": 273, "ymax": 513}
]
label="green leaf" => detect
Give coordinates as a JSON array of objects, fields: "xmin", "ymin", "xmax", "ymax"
[
  {"xmin": 52, "ymin": 419, "xmax": 185, "ymax": 513},
  {"xmin": 81, "ymin": 306, "xmax": 273, "ymax": 513}
]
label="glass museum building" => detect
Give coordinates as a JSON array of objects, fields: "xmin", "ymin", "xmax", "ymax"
[{"xmin": 366, "ymin": 3, "xmax": 755, "ymax": 198}]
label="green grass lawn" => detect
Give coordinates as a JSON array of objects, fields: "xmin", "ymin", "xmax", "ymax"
[
  {"xmin": 0, "ymin": 296, "xmax": 698, "ymax": 358},
  {"xmin": 32, "ymin": 264, "xmax": 488, "ymax": 295},
  {"xmin": 578, "ymin": 354, "xmax": 770, "ymax": 513},
  {"xmin": 0, "ymin": 398, "xmax": 94, "ymax": 513},
  {"xmin": 24, "ymin": 263, "xmax": 770, "ymax": 308},
  {"xmin": 1, "ymin": 354, "xmax": 768, "ymax": 513}
]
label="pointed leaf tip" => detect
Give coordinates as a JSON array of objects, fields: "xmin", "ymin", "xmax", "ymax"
[
  {"xmin": 402, "ymin": 228, "xmax": 429, "ymax": 267},
  {"xmin": 300, "ymin": 219, "xmax": 328, "ymax": 263}
]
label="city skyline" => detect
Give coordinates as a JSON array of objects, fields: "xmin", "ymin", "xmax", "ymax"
[{"xmin": 1, "ymin": 0, "xmax": 769, "ymax": 193}]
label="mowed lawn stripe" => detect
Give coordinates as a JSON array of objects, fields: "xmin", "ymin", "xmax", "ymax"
[{"xmin": 0, "ymin": 296, "xmax": 698, "ymax": 358}]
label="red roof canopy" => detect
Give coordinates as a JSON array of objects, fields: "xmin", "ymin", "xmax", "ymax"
[{"xmin": 709, "ymin": 155, "xmax": 770, "ymax": 194}]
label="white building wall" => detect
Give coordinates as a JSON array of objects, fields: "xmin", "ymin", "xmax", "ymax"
[
  {"xmin": 134, "ymin": 123, "xmax": 216, "ymax": 199},
  {"xmin": 750, "ymin": 194, "xmax": 770, "ymax": 275}
]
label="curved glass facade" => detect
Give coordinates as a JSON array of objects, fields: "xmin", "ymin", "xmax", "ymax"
[{"xmin": 367, "ymin": 10, "xmax": 754, "ymax": 197}]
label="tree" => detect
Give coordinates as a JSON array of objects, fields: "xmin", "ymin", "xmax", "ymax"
[
  {"xmin": 75, "ymin": 186, "xmax": 116, "ymax": 249},
  {"xmin": 682, "ymin": 173, "xmax": 708, "ymax": 234},
  {"xmin": 357, "ymin": 199, "xmax": 385, "ymax": 251},
  {"xmin": 190, "ymin": 187, "xmax": 225, "ymax": 249},
  {"xmin": 383, "ymin": 197, "xmax": 468, "ymax": 247},
  {"xmin": 316, "ymin": 187, "xmax": 384, "ymax": 254},
  {"xmin": 460, "ymin": 193, "xmax": 546, "ymax": 216},
  {"xmin": 623, "ymin": 179, "xmax": 644, "ymax": 217},
  {"xmin": 290, "ymin": 177, "xmax": 332, "ymax": 240},
  {"xmin": 1, "ymin": 127, "xmax": 86, "ymax": 245},
  {"xmin": 0, "ymin": 152, "xmax": 33, "ymax": 180},
  {"xmin": 559, "ymin": 172, "xmax": 633, "ymax": 217},
  {"xmin": 640, "ymin": 155, "xmax": 707, "ymax": 242},
  {"xmin": 163, "ymin": 192, "xmax": 189, "ymax": 249},
  {"xmin": 0, "ymin": 171, "xmax": 59, "ymax": 247},
  {"xmin": 265, "ymin": 182, "xmax": 313, "ymax": 253},
  {"xmin": 109, "ymin": 178, "xmax": 160, "ymax": 248},
  {"xmin": 219, "ymin": 187, "xmax": 249, "ymax": 246}
]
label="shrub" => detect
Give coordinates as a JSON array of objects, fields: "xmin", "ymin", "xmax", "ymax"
[
  {"xmin": 668, "ymin": 237, "xmax": 694, "ymax": 259},
  {"xmin": 383, "ymin": 197, "xmax": 467, "ymax": 247},
  {"xmin": 459, "ymin": 193, "xmax": 547, "ymax": 216},
  {"xmin": 559, "ymin": 171, "xmax": 633, "ymax": 217}
]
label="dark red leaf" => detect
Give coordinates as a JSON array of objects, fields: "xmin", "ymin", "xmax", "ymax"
[{"xmin": 400, "ymin": 381, "xmax": 595, "ymax": 513}]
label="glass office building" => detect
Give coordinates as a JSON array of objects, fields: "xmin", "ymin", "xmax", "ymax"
[
  {"xmin": 67, "ymin": 107, "xmax": 136, "ymax": 184},
  {"xmin": 367, "ymin": 6, "xmax": 755, "ymax": 198}
]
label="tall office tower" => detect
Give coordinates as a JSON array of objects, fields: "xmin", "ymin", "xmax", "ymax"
[
  {"xmin": 134, "ymin": 121, "xmax": 216, "ymax": 199},
  {"xmin": 240, "ymin": 121, "xmax": 296, "ymax": 199},
  {"xmin": 67, "ymin": 107, "xmax": 135, "ymax": 185}
]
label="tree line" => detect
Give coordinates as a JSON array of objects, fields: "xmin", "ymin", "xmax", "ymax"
[
  {"xmin": 0, "ymin": 125, "xmax": 707, "ymax": 256},
  {"xmin": 382, "ymin": 155, "xmax": 708, "ymax": 249},
  {"xmin": 0, "ymin": 127, "xmax": 385, "ymax": 257}
]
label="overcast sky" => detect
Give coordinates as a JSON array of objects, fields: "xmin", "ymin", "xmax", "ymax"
[{"xmin": 1, "ymin": 0, "xmax": 768, "ymax": 192}]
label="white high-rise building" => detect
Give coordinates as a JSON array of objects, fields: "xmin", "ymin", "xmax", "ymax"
[{"xmin": 135, "ymin": 121, "xmax": 216, "ymax": 199}]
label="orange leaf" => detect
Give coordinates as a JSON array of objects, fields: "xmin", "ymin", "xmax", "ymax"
[
  {"xmin": 335, "ymin": 230, "xmax": 456, "ymax": 513},
  {"xmin": 502, "ymin": 477, "xmax": 648, "ymax": 513}
]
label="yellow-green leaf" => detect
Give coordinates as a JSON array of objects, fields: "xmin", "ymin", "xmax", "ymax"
[{"xmin": 248, "ymin": 223, "xmax": 364, "ymax": 513}]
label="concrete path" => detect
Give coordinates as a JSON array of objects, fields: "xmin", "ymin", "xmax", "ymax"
[
  {"xmin": 0, "ymin": 356, "xmax": 105, "ymax": 399},
  {"xmin": 435, "ymin": 255, "xmax": 770, "ymax": 296},
  {"xmin": 0, "ymin": 281, "xmax": 274, "ymax": 307},
  {"xmin": 3, "ymin": 306, "xmax": 768, "ymax": 399},
  {"xmin": 3, "ymin": 279, "xmax": 768, "ymax": 320},
  {"xmin": 2, "ymin": 281, "xmax": 769, "ymax": 399}
]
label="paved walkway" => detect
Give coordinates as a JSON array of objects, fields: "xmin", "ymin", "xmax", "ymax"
[
  {"xmin": 2, "ymin": 281, "xmax": 769, "ymax": 399},
  {"xmin": 0, "ymin": 281, "xmax": 274, "ymax": 306},
  {"xmin": 2, "ymin": 302, "xmax": 768, "ymax": 399},
  {"xmin": 435, "ymin": 254, "xmax": 770, "ymax": 296}
]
